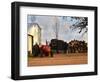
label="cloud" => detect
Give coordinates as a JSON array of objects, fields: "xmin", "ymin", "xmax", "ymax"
[{"xmin": 27, "ymin": 15, "xmax": 36, "ymax": 23}]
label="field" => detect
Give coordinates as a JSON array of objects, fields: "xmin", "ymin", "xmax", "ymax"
[{"xmin": 28, "ymin": 53, "xmax": 87, "ymax": 66}]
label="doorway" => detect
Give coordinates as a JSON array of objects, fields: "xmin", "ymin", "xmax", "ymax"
[{"xmin": 28, "ymin": 34, "xmax": 33, "ymax": 55}]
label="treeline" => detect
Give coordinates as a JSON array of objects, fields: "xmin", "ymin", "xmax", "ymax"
[{"xmin": 50, "ymin": 39, "xmax": 87, "ymax": 53}]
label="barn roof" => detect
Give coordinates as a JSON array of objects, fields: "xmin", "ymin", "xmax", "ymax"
[{"xmin": 28, "ymin": 23, "xmax": 41, "ymax": 29}]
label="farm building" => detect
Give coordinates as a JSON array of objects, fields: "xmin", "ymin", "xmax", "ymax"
[{"xmin": 28, "ymin": 23, "xmax": 41, "ymax": 54}]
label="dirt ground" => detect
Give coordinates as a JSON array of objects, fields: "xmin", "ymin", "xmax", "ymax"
[{"xmin": 28, "ymin": 53, "xmax": 87, "ymax": 66}]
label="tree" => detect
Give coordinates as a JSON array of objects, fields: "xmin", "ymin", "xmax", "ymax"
[{"xmin": 63, "ymin": 17, "xmax": 88, "ymax": 34}]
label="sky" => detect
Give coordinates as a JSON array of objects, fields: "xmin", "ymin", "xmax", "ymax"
[{"xmin": 27, "ymin": 15, "xmax": 88, "ymax": 44}]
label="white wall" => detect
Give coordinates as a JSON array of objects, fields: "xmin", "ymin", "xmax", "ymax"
[{"xmin": 0, "ymin": 0, "xmax": 99, "ymax": 82}]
